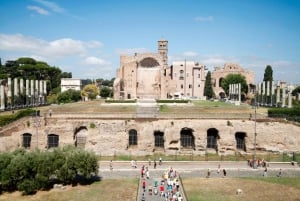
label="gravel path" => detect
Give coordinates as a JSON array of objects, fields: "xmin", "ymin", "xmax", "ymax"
[{"xmin": 98, "ymin": 161, "xmax": 300, "ymax": 201}]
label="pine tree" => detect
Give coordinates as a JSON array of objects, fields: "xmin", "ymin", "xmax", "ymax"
[
  {"xmin": 263, "ymin": 65, "xmax": 273, "ymax": 81},
  {"xmin": 204, "ymin": 71, "xmax": 214, "ymax": 99}
]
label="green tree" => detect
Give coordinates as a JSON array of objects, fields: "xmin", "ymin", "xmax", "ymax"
[
  {"xmin": 221, "ymin": 74, "xmax": 248, "ymax": 95},
  {"xmin": 204, "ymin": 71, "xmax": 214, "ymax": 99},
  {"xmin": 100, "ymin": 86, "xmax": 112, "ymax": 98},
  {"xmin": 292, "ymin": 86, "xmax": 300, "ymax": 96},
  {"xmin": 81, "ymin": 84, "xmax": 99, "ymax": 100},
  {"xmin": 263, "ymin": 65, "xmax": 273, "ymax": 81},
  {"xmin": 57, "ymin": 89, "xmax": 81, "ymax": 103}
]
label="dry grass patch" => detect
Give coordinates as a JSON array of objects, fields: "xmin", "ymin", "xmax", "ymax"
[
  {"xmin": 182, "ymin": 177, "xmax": 300, "ymax": 201},
  {"xmin": 0, "ymin": 179, "xmax": 138, "ymax": 201}
]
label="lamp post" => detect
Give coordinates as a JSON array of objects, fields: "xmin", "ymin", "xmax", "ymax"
[
  {"xmin": 253, "ymin": 91, "xmax": 258, "ymax": 169},
  {"xmin": 253, "ymin": 103, "xmax": 257, "ymax": 168},
  {"xmin": 34, "ymin": 90, "xmax": 41, "ymax": 149}
]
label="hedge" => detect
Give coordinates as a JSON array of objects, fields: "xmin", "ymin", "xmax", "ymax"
[
  {"xmin": 0, "ymin": 109, "xmax": 36, "ymax": 127},
  {"xmin": 268, "ymin": 107, "xmax": 300, "ymax": 122}
]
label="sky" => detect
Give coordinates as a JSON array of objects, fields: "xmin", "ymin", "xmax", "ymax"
[{"xmin": 0, "ymin": 0, "xmax": 300, "ymax": 84}]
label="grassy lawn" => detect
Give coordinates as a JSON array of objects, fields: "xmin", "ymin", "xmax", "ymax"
[
  {"xmin": 0, "ymin": 179, "xmax": 138, "ymax": 201},
  {"xmin": 1, "ymin": 176, "xmax": 300, "ymax": 201},
  {"xmin": 182, "ymin": 177, "xmax": 300, "ymax": 201}
]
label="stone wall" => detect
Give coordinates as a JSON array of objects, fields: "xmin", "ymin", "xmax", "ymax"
[{"xmin": 1, "ymin": 116, "xmax": 299, "ymax": 156}]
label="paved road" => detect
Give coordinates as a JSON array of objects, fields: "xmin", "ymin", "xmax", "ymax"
[{"xmin": 98, "ymin": 161, "xmax": 300, "ymax": 201}]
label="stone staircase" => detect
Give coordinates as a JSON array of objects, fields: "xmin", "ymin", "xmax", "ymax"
[{"xmin": 136, "ymin": 99, "xmax": 159, "ymax": 118}]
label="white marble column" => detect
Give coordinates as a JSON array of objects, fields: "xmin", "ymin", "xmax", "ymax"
[
  {"xmin": 0, "ymin": 85, "xmax": 4, "ymax": 110},
  {"xmin": 288, "ymin": 91, "xmax": 292, "ymax": 108},
  {"xmin": 282, "ymin": 87, "xmax": 286, "ymax": 107}
]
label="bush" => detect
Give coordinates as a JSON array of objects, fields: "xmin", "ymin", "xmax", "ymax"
[
  {"xmin": 0, "ymin": 109, "xmax": 36, "ymax": 126},
  {"xmin": 105, "ymin": 99, "xmax": 136, "ymax": 103},
  {"xmin": 268, "ymin": 107, "xmax": 300, "ymax": 122},
  {"xmin": 0, "ymin": 147, "xmax": 99, "ymax": 194},
  {"xmin": 156, "ymin": 99, "xmax": 189, "ymax": 103}
]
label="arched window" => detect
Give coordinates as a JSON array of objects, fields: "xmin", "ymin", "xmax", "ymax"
[
  {"xmin": 129, "ymin": 129, "xmax": 137, "ymax": 146},
  {"xmin": 219, "ymin": 77, "xmax": 224, "ymax": 88},
  {"xmin": 180, "ymin": 128, "xmax": 195, "ymax": 149},
  {"xmin": 75, "ymin": 127, "xmax": 87, "ymax": 148},
  {"xmin": 22, "ymin": 133, "xmax": 32, "ymax": 148},
  {"xmin": 154, "ymin": 131, "xmax": 164, "ymax": 148},
  {"xmin": 207, "ymin": 128, "xmax": 219, "ymax": 150},
  {"xmin": 235, "ymin": 132, "xmax": 246, "ymax": 151},
  {"xmin": 48, "ymin": 134, "xmax": 59, "ymax": 148}
]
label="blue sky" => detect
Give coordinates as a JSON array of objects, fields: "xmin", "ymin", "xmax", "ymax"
[{"xmin": 0, "ymin": 0, "xmax": 299, "ymax": 84}]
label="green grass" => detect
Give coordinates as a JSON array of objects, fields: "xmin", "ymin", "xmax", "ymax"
[
  {"xmin": 242, "ymin": 177, "xmax": 300, "ymax": 189},
  {"xmin": 183, "ymin": 177, "xmax": 300, "ymax": 201},
  {"xmin": 0, "ymin": 178, "xmax": 138, "ymax": 201}
]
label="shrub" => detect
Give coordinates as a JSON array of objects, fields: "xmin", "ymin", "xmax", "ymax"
[
  {"xmin": 0, "ymin": 109, "xmax": 36, "ymax": 126},
  {"xmin": 268, "ymin": 107, "xmax": 300, "ymax": 122},
  {"xmin": 0, "ymin": 147, "xmax": 99, "ymax": 194}
]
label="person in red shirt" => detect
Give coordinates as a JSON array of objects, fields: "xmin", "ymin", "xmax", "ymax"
[
  {"xmin": 142, "ymin": 179, "xmax": 146, "ymax": 192},
  {"xmin": 159, "ymin": 184, "xmax": 165, "ymax": 197}
]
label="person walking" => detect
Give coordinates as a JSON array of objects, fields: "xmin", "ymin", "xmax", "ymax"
[
  {"xmin": 207, "ymin": 168, "xmax": 211, "ymax": 178},
  {"xmin": 263, "ymin": 167, "xmax": 268, "ymax": 177},
  {"xmin": 223, "ymin": 169, "xmax": 227, "ymax": 177},
  {"xmin": 109, "ymin": 160, "xmax": 113, "ymax": 171}
]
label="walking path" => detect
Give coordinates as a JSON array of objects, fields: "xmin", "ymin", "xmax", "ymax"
[{"xmin": 98, "ymin": 161, "xmax": 300, "ymax": 201}]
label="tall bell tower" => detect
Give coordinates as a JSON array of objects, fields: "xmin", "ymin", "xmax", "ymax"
[{"xmin": 158, "ymin": 38, "xmax": 168, "ymax": 67}]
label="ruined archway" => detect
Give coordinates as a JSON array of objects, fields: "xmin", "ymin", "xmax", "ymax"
[
  {"xmin": 154, "ymin": 131, "xmax": 164, "ymax": 148},
  {"xmin": 74, "ymin": 126, "xmax": 88, "ymax": 148},
  {"xmin": 235, "ymin": 132, "xmax": 247, "ymax": 151},
  {"xmin": 180, "ymin": 127, "xmax": 195, "ymax": 149},
  {"xmin": 219, "ymin": 77, "xmax": 224, "ymax": 88},
  {"xmin": 139, "ymin": 57, "xmax": 160, "ymax": 67},
  {"xmin": 207, "ymin": 128, "xmax": 220, "ymax": 150},
  {"xmin": 219, "ymin": 92, "xmax": 226, "ymax": 99},
  {"xmin": 22, "ymin": 133, "xmax": 32, "ymax": 148}
]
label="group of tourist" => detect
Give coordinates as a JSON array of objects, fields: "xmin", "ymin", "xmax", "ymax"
[
  {"xmin": 248, "ymin": 158, "xmax": 267, "ymax": 168},
  {"xmin": 141, "ymin": 166, "xmax": 184, "ymax": 201}
]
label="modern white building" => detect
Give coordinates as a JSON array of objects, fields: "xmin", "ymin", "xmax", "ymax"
[{"xmin": 61, "ymin": 78, "xmax": 82, "ymax": 92}]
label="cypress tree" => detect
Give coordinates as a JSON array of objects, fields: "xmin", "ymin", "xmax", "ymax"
[
  {"xmin": 263, "ymin": 65, "xmax": 273, "ymax": 81},
  {"xmin": 204, "ymin": 71, "xmax": 214, "ymax": 99}
]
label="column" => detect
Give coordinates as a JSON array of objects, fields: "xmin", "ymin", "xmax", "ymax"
[
  {"xmin": 262, "ymin": 81, "xmax": 266, "ymax": 105},
  {"xmin": 39, "ymin": 80, "xmax": 43, "ymax": 105},
  {"xmin": 266, "ymin": 81, "xmax": 270, "ymax": 105},
  {"xmin": 282, "ymin": 87, "xmax": 286, "ymax": 108},
  {"xmin": 31, "ymin": 80, "xmax": 34, "ymax": 106},
  {"xmin": 0, "ymin": 85, "xmax": 4, "ymax": 110},
  {"xmin": 35, "ymin": 80, "xmax": 39, "ymax": 105},
  {"xmin": 288, "ymin": 91, "xmax": 292, "ymax": 108},
  {"xmin": 26, "ymin": 79, "xmax": 29, "ymax": 106},
  {"xmin": 257, "ymin": 82, "xmax": 260, "ymax": 105},
  {"xmin": 276, "ymin": 81, "xmax": 280, "ymax": 106},
  {"xmin": 271, "ymin": 81, "xmax": 274, "ymax": 106},
  {"xmin": 7, "ymin": 78, "xmax": 11, "ymax": 108}
]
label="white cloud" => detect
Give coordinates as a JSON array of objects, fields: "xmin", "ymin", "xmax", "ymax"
[
  {"xmin": 84, "ymin": 56, "xmax": 110, "ymax": 66},
  {"xmin": 33, "ymin": 0, "xmax": 64, "ymax": 13},
  {"xmin": 86, "ymin": 41, "xmax": 103, "ymax": 48},
  {"xmin": 0, "ymin": 33, "xmax": 102, "ymax": 59},
  {"xmin": 183, "ymin": 51, "xmax": 198, "ymax": 57},
  {"xmin": 27, "ymin": 5, "xmax": 49, "ymax": 15},
  {"xmin": 201, "ymin": 55, "xmax": 231, "ymax": 67},
  {"xmin": 195, "ymin": 16, "xmax": 214, "ymax": 22}
]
